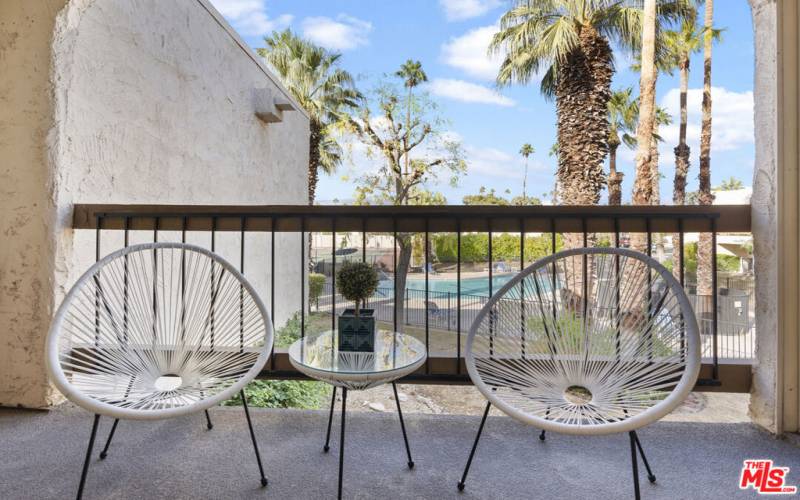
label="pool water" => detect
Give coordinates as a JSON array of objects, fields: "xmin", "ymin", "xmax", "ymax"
[{"xmin": 379, "ymin": 274, "xmax": 515, "ymax": 297}]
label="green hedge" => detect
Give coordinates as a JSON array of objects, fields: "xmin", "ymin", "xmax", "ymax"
[{"xmin": 432, "ymin": 233, "xmax": 563, "ymax": 263}]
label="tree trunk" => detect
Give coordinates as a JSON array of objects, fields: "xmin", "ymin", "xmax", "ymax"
[
  {"xmin": 394, "ymin": 234, "xmax": 413, "ymax": 333},
  {"xmin": 696, "ymin": 0, "xmax": 715, "ymax": 296},
  {"xmin": 555, "ymin": 25, "xmax": 612, "ymax": 208},
  {"xmin": 555, "ymin": 25, "xmax": 611, "ymax": 286},
  {"xmin": 308, "ymin": 120, "xmax": 322, "ymax": 205},
  {"xmin": 630, "ymin": 0, "xmax": 658, "ymax": 256},
  {"xmin": 671, "ymin": 58, "xmax": 691, "ymax": 281},
  {"xmin": 608, "ymin": 142, "xmax": 623, "ymax": 205},
  {"xmin": 650, "ymin": 121, "xmax": 660, "ymax": 206},
  {"xmin": 632, "ymin": 0, "xmax": 658, "ymax": 207}
]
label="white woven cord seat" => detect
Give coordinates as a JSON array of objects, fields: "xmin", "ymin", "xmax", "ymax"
[
  {"xmin": 46, "ymin": 242, "xmax": 273, "ymax": 498},
  {"xmin": 458, "ymin": 247, "xmax": 701, "ymax": 498}
]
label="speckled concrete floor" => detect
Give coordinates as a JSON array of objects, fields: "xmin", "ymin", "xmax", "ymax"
[{"xmin": 1, "ymin": 403, "xmax": 797, "ymax": 499}]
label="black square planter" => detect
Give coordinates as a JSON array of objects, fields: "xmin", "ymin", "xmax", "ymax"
[{"xmin": 337, "ymin": 308, "xmax": 375, "ymax": 352}]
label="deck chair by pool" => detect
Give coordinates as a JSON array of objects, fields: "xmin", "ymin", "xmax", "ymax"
[
  {"xmin": 46, "ymin": 243, "xmax": 274, "ymax": 499},
  {"xmin": 457, "ymin": 247, "xmax": 701, "ymax": 499}
]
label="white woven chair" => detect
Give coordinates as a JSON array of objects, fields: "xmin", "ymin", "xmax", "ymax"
[
  {"xmin": 457, "ymin": 247, "xmax": 701, "ymax": 499},
  {"xmin": 46, "ymin": 243, "xmax": 274, "ymax": 499}
]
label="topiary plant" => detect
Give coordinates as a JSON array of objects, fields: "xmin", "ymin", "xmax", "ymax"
[{"xmin": 336, "ymin": 261, "xmax": 379, "ymax": 317}]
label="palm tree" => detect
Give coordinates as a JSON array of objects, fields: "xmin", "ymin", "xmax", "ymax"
[
  {"xmin": 607, "ymin": 88, "xmax": 638, "ymax": 205},
  {"xmin": 662, "ymin": 18, "xmax": 700, "ymax": 206},
  {"xmin": 649, "ymin": 106, "xmax": 673, "ymax": 205},
  {"xmin": 258, "ymin": 29, "xmax": 362, "ymax": 204},
  {"xmin": 492, "ymin": 0, "xmax": 690, "ymax": 209},
  {"xmin": 395, "ymin": 60, "xmax": 428, "ymax": 180},
  {"xmin": 519, "ymin": 143, "xmax": 535, "ymax": 202},
  {"xmin": 696, "ymin": 0, "xmax": 715, "ymax": 296},
  {"xmin": 632, "ymin": 0, "xmax": 659, "ymax": 209}
]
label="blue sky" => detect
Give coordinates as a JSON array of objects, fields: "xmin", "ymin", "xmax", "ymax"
[{"xmin": 209, "ymin": 0, "xmax": 755, "ymax": 204}]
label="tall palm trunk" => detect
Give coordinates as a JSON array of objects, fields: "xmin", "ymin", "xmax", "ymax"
[
  {"xmin": 308, "ymin": 120, "xmax": 322, "ymax": 204},
  {"xmin": 556, "ymin": 25, "xmax": 612, "ymax": 208},
  {"xmin": 523, "ymin": 159, "xmax": 528, "ymax": 200},
  {"xmin": 696, "ymin": 0, "xmax": 715, "ymax": 296},
  {"xmin": 672, "ymin": 54, "xmax": 691, "ymax": 280},
  {"xmin": 632, "ymin": 0, "xmax": 658, "ymax": 208},
  {"xmin": 608, "ymin": 140, "xmax": 623, "ymax": 205},
  {"xmin": 555, "ymin": 25, "xmax": 612, "ymax": 305}
]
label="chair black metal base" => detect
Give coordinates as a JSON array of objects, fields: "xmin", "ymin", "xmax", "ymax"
[
  {"xmin": 75, "ymin": 393, "xmax": 267, "ymax": 499},
  {"xmin": 456, "ymin": 406, "xmax": 657, "ymax": 500},
  {"xmin": 323, "ymin": 383, "xmax": 415, "ymax": 500},
  {"xmin": 629, "ymin": 430, "xmax": 657, "ymax": 500}
]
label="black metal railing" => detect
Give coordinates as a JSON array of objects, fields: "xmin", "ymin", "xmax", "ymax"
[{"xmin": 73, "ymin": 204, "xmax": 754, "ymax": 392}]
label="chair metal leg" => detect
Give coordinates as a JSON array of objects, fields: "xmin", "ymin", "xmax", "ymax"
[
  {"xmin": 457, "ymin": 401, "xmax": 491, "ymax": 492},
  {"xmin": 324, "ymin": 387, "xmax": 337, "ymax": 452},
  {"xmin": 338, "ymin": 388, "xmax": 347, "ymax": 500},
  {"xmin": 98, "ymin": 418, "xmax": 119, "ymax": 459},
  {"xmin": 77, "ymin": 415, "xmax": 100, "ymax": 500},
  {"xmin": 539, "ymin": 429, "xmax": 546, "ymax": 441},
  {"xmin": 629, "ymin": 431, "xmax": 641, "ymax": 500},
  {"xmin": 632, "ymin": 431, "xmax": 656, "ymax": 483},
  {"xmin": 241, "ymin": 390, "xmax": 268, "ymax": 487},
  {"xmin": 392, "ymin": 382, "xmax": 414, "ymax": 469},
  {"xmin": 205, "ymin": 409, "xmax": 214, "ymax": 430}
]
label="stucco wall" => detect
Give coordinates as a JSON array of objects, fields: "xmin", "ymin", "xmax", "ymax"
[
  {"xmin": 0, "ymin": 0, "xmax": 309, "ymax": 408},
  {"xmin": 0, "ymin": 0, "xmax": 68, "ymax": 408}
]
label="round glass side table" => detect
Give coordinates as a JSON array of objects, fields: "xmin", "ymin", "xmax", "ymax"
[{"xmin": 288, "ymin": 330, "xmax": 426, "ymax": 499}]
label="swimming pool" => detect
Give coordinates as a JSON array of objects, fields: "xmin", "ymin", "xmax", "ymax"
[{"xmin": 379, "ymin": 274, "xmax": 515, "ymax": 297}]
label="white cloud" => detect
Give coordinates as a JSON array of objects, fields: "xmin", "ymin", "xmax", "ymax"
[
  {"xmin": 658, "ymin": 86, "xmax": 754, "ymax": 153},
  {"xmin": 441, "ymin": 24, "xmax": 505, "ymax": 81},
  {"xmin": 301, "ymin": 14, "xmax": 372, "ymax": 51},
  {"xmin": 209, "ymin": 0, "xmax": 292, "ymax": 37},
  {"xmin": 439, "ymin": 0, "xmax": 503, "ymax": 21},
  {"xmin": 428, "ymin": 78, "xmax": 515, "ymax": 106}
]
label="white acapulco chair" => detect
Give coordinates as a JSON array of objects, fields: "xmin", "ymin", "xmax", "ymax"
[
  {"xmin": 457, "ymin": 247, "xmax": 701, "ymax": 499},
  {"xmin": 46, "ymin": 243, "xmax": 274, "ymax": 499}
]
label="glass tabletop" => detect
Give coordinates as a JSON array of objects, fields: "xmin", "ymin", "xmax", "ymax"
[{"xmin": 288, "ymin": 330, "xmax": 426, "ymax": 376}]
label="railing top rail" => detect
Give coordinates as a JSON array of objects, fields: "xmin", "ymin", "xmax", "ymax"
[{"xmin": 73, "ymin": 204, "xmax": 751, "ymax": 233}]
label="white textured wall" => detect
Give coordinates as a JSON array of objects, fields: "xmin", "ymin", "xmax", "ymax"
[{"xmin": 0, "ymin": 0, "xmax": 309, "ymax": 408}]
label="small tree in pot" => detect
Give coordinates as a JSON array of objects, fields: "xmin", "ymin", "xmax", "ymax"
[{"xmin": 336, "ymin": 261, "xmax": 379, "ymax": 352}]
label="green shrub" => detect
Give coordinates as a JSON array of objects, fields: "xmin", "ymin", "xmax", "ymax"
[
  {"xmin": 223, "ymin": 380, "xmax": 330, "ymax": 409},
  {"xmin": 309, "ymin": 273, "xmax": 326, "ymax": 306}
]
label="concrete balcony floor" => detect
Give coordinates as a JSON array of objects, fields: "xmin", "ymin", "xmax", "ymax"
[{"xmin": 1, "ymin": 403, "xmax": 798, "ymax": 499}]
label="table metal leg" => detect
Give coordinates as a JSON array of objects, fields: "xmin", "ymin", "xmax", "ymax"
[
  {"xmin": 392, "ymin": 382, "xmax": 414, "ymax": 469},
  {"xmin": 338, "ymin": 388, "xmax": 347, "ymax": 500}
]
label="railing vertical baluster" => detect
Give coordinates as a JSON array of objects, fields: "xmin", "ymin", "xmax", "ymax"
[
  {"xmin": 124, "ymin": 217, "xmax": 130, "ymax": 345},
  {"xmin": 520, "ymin": 219, "xmax": 526, "ymax": 358},
  {"xmin": 301, "ymin": 217, "xmax": 307, "ymax": 340},
  {"xmin": 152, "ymin": 217, "xmax": 159, "ymax": 344},
  {"xmin": 614, "ymin": 218, "xmax": 621, "ymax": 360},
  {"xmin": 270, "ymin": 217, "xmax": 276, "ymax": 371},
  {"xmin": 679, "ymin": 219, "xmax": 685, "ymax": 361},
  {"xmin": 330, "ymin": 218, "xmax": 336, "ymax": 333},
  {"xmin": 180, "ymin": 217, "xmax": 187, "ymax": 343},
  {"xmin": 646, "ymin": 218, "xmax": 653, "ymax": 362},
  {"xmin": 393, "ymin": 222, "xmax": 398, "ymax": 332},
  {"xmin": 456, "ymin": 222, "xmax": 462, "ymax": 374},
  {"xmin": 94, "ymin": 215, "xmax": 102, "ymax": 347},
  {"xmin": 361, "ymin": 220, "xmax": 367, "ymax": 308},
  {"xmin": 488, "ymin": 220, "xmax": 493, "ymax": 355},
  {"xmin": 424, "ymin": 222, "xmax": 430, "ymax": 374},
  {"xmin": 210, "ymin": 217, "xmax": 216, "ymax": 349},
  {"xmin": 239, "ymin": 216, "xmax": 246, "ymax": 353},
  {"xmin": 711, "ymin": 218, "xmax": 719, "ymax": 378}
]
